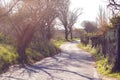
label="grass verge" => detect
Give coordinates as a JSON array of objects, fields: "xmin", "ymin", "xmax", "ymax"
[
  {"xmin": 0, "ymin": 40, "xmax": 62, "ymax": 74},
  {"xmin": 52, "ymin": 39, "xmax": 66, "ymax": 48},
  {"xmin": 0, "ymin": 44, "xmax": 18, "ymax": 73},
  {"xmin": 78, "ymin": 43, "xmax": 120, "ymax": 79}
]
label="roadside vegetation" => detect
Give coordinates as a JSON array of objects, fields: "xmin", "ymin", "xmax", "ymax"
[
  {"xmin": 77, "ymin": 1, "xmax": 120, "ymax": 79},
  {"xmin": 0, "ymin": 0, "xmax": 81, "ymax": 74},
  {"xmin": 0, "ymin": 33, "xmax": 61, "ymax": 73},
  {"xmin": 0, "ymin": 0, "xmax": 120, "ymax": 79},
  {"xmin": 78, "ymin": 43, "xmax": 120, "ymax": 79},
  {"xmin": 0, "ymin": 33, "xmax": 66, "ymax": 74},
  {"xmin": 53, "ymin": 40, "xmax": 66, "ymax": 48}
]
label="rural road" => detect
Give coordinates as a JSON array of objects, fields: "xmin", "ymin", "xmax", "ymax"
[{"xmin": 0, "ymin": 41, "xmax": 100, "ymax": 80}]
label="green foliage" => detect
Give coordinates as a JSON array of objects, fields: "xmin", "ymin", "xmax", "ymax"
[
  {"xmin": 97, "ymin": 57, "xmax": 112, "ymax": 74},
  {"xmin": 74, "ymin": 29, "xmax": 87, "ymax": 39},
  {"xmin": 0, "ymin": 40, "xmax": 61, "ymax": 73},
  {"xmin": 0, "ymin": 44, "xmax": 18, "ymax": 73},
  {"xmin": 31, "ymin": 41, "xmax": 60, "ymax": 57},
  {"xmin": 78, "ymin": 43, "xmax": 92, "ymax": 52},
  {"xmin": 78, "ymin": 43, "xmax": 120, "ymax": 79},
  {"xmin": 0, "ymin": 33, "xmax": 13, "ymax": 45},
  {"xmin": 81, "ymin": 21, "xmax": 98, "ymax": 33},
  {"xmin": 110, "ymin": 15, "xmax": 120, "ymax": 28},
  {"xmin": 26, "ymin": 48, "xmax": 44, "ymax": 63},
  {"xmin": 53, "ymin": 39, "xmax": 66, "ymax": 48},
  {"xmin": 87, "ymin": 33, "xmax": 97, "ymax": 37}
]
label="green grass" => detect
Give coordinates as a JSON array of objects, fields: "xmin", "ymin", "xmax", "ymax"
[
  {"xmin": 78, "ymin": 43, "xmax": 120, "ymax": 79},
  {"xmin": 0, "ymin": 41, "xmax": 61, "ymax": 73},
  {"xmin": 31, "ymin": 41, "xmax": 60, "ymax": 57},
  {"xmin": 0, "ymin": 44, "xmax": 18, "ymax": 73},
  {"xmin": 53, "ymin": 39, "xmax": 66, "ymax": 48},
  {"xmin": 26, "ymin": 48, "xmax": 44, "ymax": 63}
]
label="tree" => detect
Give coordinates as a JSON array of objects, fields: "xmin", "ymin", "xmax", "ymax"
[
  {"xmin": 81, "ymin": 21, "xmax": 98, "ymax": 33},
  {"xmin": 0, "ymin": 0, "xmax": 69, "ymax": 65},
  {"xmin": 59, "ymin": 0, "xmax": 82, "ymax": 40},
  {"xmin": 67, "ymin": 9, "xmax": 82, "ymax": 40},
  {"xmin": 110, "ymin": 16, "xmax": 120, "ymax": 72},
  {"xmin": 73, "ymin": 28, "xmax": 86, "ymax": 38},
  {"xmin": 108, "ymin": 0, "xmax": 120, "ymax": 72},
  {"xmin": 8, "ymin": 0, "xmax": 45, "ymax": 64},
  {"xmin": 96, "ymin": 6, "xmax": 108, "ymax": 35},
  {"xmin": 0, "ymin": 0, "xmax": 19, "ymax": 18},
  {"xmin": 108, "ymin": 0, "xmax": 120, "ymax": 16},
  {"xmin": 58, "ymin": 0, "xmax": 70, "ymax": 41}
]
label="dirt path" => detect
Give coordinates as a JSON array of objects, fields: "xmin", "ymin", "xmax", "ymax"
[{"xmin": 0, "ymin": 41, "xmax": 100, "ymax": 80}]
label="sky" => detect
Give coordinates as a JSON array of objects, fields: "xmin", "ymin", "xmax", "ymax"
[
  {"xmin": 3, "ymin": 0, "xmax": 108, "ymax": 29},
  {"xmin": 70, "ymin": 0, "xmax": 108, "ymax": 28}
]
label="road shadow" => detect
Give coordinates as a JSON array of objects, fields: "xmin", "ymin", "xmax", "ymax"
[
  {"xmin": 0, "ymin": 64, "xmax": 99, "ymax": 80},
  {"xmin": 70, "ymin": 40, "xmax": 80, "ymax": 44},
  {"xmin": 0, "ymin": 42, "xmax": 100, "ymax": 80}
]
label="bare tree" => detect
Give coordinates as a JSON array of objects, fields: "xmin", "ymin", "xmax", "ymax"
[
  {"xmin": 97, "ymin": 6, "xmax": 108, "ymax": 27},
  {"xmin": 8, "ymin": 0, "xmax": 45, "ymax": 64},
  {"xmin": 96, "ymin": 6, "xmax": 108, "ymax": 35},
  {"xmin": 81, "ymin": 21, "xmax": 98, "ymax": 33},
  {"xmin": 0, "ymin": 0, "xmax": 19, "ymax": 18},
  {"xmin": 0, "ymin": 0, "xmax": 68, "ymax": 65},
  {"xmin": 108, "ymin": 0, "xmax": 120, "ymax": 16},
  {"xmin": 58, "ymin": 0, "xmax": 70, "ymax": 41},
  {"xmin": 67, "ymin": 9, "xmax": 82, "ymax": 40},
  {"xmin": 59, "ymin": 0, "xmax": 82, "ymax": 40}
]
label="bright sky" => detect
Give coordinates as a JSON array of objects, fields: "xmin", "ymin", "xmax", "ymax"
[{"xmin": 70, "ymin": 0, "xmax": 108, "ymax": 28}]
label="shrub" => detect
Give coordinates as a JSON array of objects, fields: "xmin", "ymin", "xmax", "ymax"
[
  {"xmin": 0, "ymin": 33, "xmax": 13, "ymax": 45},
  {"xmin": 0, "ymin": 44, "xmax": 18, "ymax": 73},
  {"xmin": 31, "ymin": 41, "xmax": 60, "ymax": 58},
  {"xmin": 26, "ymin": 48, "xmax": 44, "ymax": 63},
  {"xmin": 53, "ymin": 39, "xmax": 66, "ymax": 48},
  {"xmin": 78, "ymin": 43, "xmax": 120, "ymax": 79}
]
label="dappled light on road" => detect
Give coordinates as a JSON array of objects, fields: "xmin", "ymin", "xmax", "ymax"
[{"xmin": 0, "ymin": 41, "xmax": 100, "ymax": 80}]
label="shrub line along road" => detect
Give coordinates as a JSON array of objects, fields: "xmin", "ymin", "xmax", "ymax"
[{"xmin": 0, "ymin": 41, "xmax": 100, "ymax": 80}]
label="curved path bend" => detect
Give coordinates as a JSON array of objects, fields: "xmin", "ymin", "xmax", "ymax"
[{"xmin": 0, "ymin": 41, "xmax": 100, "ymax": 80}]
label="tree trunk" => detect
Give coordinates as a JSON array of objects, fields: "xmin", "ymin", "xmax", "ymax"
[
  {"xmin": 102, "ymin": 36, "xmax": 107, "ymax": 57},
  {"xmin": 46, "ymin": 25, "xmax": 52, "ymax": 41},
  {"xmin": 112, "ymin": 27, "xmax": 120, "ymax": 72},
  {"xmin": 65, "ymin": 27, "xmax": 69, "ymax": 41},
  {"xmin": 70, "ymin": 28, "xmax": 73, "ymax": 40},
  {"xmin": 70, "ymin": 32, "xmax": 73, "ymax": 40},
  {"xmin": 17, "ymin": 45, "xmax": 27, "ymax": 65}
]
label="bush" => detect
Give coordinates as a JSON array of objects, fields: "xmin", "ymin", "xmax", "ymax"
[
  {"xmin": 78, "ymin": 43, "xmax": 120, "ymax": 79},
  {"xmin": 0, "ymin": 33, "xmax": 13, "ymax": 45},
  {"xmin": 0, "ymin": 44, "xmax": 18, "ymax": 73},
  {"xmin": 53, "ymin": 39, "xmax": 66, "ymax": 48},
  {"xmin": 31, "ymin": 41, "xmax": 60, "ymax": 57},
  {"xmin": 26, "ymin": 48, "xmax": 44, "ymax": 63}
]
